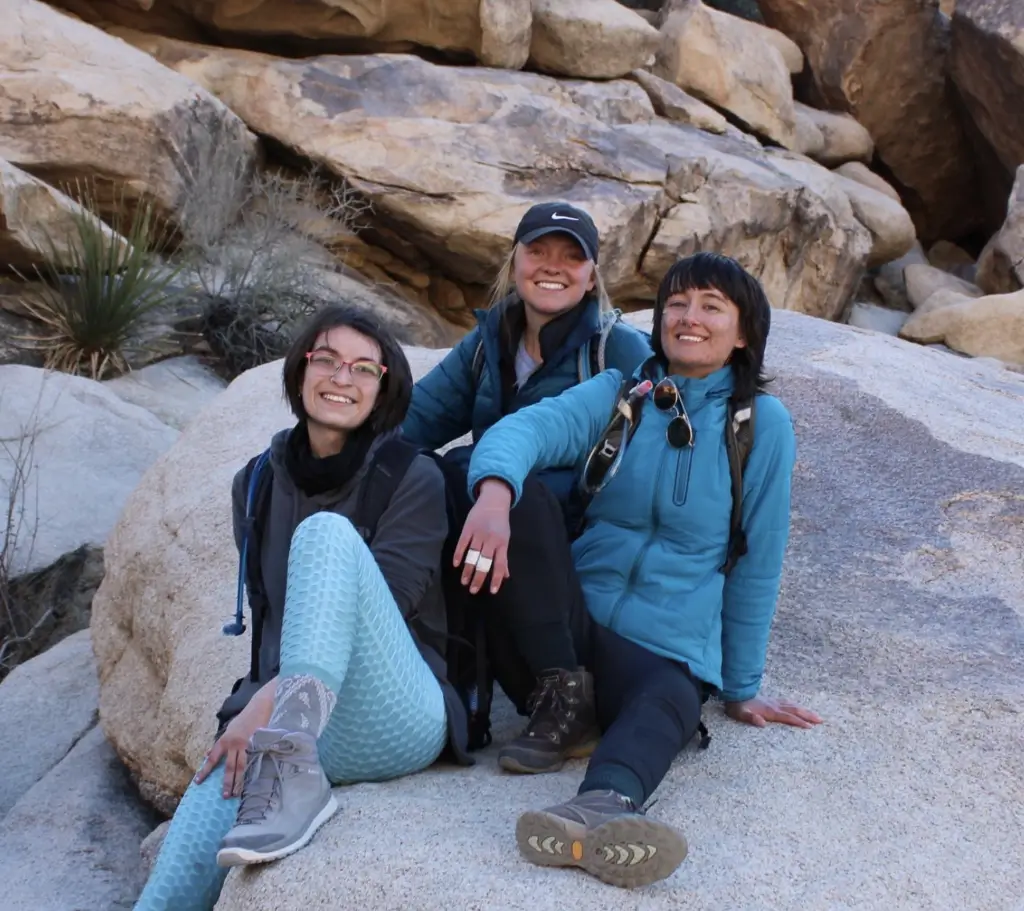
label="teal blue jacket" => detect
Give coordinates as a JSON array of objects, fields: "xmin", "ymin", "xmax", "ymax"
[
  {"xmin": 466, "ymin": 365, "xmax": 797, "ymax": 701},
  {"xmin": 402, "ymin": 295, "xmax": 652, "ymax": 513}
]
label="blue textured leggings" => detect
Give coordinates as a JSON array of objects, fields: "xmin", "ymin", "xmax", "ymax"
[{"xmin": 135, "ymin": 513, "xmax": 448, "ymax": 911}]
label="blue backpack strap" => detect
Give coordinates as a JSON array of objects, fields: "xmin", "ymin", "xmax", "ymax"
[{"xmin": 223, "ymin": 448, "xmax": 272, "ymax": 636}]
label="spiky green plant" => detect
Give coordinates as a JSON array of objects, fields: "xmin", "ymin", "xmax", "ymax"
[{"xmin": 18, "ymin": 181, "xmax": 182, "ymax": 380}]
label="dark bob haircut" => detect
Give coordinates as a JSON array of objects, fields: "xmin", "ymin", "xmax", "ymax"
[
  {"xmin": 281, "ymin": 304, "xmax": 413, "ymax": 434},
  {"xmin": 652, "ymin": 252, "xmax": 773, "ymax": 400}
]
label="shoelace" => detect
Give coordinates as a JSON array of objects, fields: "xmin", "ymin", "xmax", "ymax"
[
  {"xmin": 526, "ymin": 674, "xmax": 576, "ymax": 738},
  {"xmin": 235, "ymin": 739, "xmax": 295, "ymax": 825}
]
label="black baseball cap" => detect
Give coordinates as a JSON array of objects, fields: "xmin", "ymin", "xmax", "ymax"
[{"xmin": 514, "ymin": 202, "xmax": 600, "ymax": 263}]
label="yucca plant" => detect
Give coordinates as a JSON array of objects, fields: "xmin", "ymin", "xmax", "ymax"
[{"xmin": 17, "ymin": 180, "xmax": 182, "ymax": 380}]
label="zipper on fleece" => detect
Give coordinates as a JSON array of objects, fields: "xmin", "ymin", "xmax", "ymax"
[{"xmin": 608, "ymin": 438, "xmax": 668, "ymax": 631}]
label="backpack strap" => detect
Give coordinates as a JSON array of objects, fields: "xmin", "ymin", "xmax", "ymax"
[
  {"xmin": 721, "ymin": 396, "xmax": 756, "ymax": 575},
  {"xmin": 578, "ymin": 308, "xmax": 621, "ymax": 381},
  {"xmin": 224, "ymin": 448, "xmax": 272, "ymax": 638},
  {"xmin": 471, "ymin": 339, "xmax": 485, "ymax": 386},
  {"xmin": 576, "ymin": 368, "xmax": 655, "ymax": 532},
  {"xmin": 353, "ymin": 438, "xmax": 423, "ymax": 542}
]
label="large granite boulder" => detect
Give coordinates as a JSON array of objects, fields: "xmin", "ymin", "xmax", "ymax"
[
  {"xmin": 119, "ymin": 32, "xmax": 872, "ymax": 320},
  {"xmin": 0, "ymin": 0, "xmax": 257, "ymax": 225},
  {"xmin": 92, "ymin": 308, "xmax": 1024, "ymax": 907},
  {"xmin": 0, "ymin": 630, "xmax": 98, "ymax": 818},
  {"xmin": 950, "ymin": 0, "xmax": 1024, "ymax": 178},
  {"xmin": 0, "ymin": 365, "xmax": 179, "ymax": 575},
  {"xmin": 529, "ymin": 0, "xmax": 660, "ymax": 79},
  {"xmin": 654, "ymin": 0, "xmax": 797, "ymax": 148},
  {"xmin": 0, "ymin": 725, "xmax": 160, "ymax": 911},
  {"xmin": 0, "ymin": 159, "xmax": 128, "ymax": 273},
  {"xmin": 900, "ymin": 288, "xmax": 1024, "ymax": 366},
  {"xmin": 757, "ymin": 0, "xmax": 982, "ymax": 241},
  {"xmin": 976, "ymin": 165, "xmax": 1024, "ymax": 296},
  {"xmin": 61, "ymin": 0, "xmax": 533, "ymax": 67}
]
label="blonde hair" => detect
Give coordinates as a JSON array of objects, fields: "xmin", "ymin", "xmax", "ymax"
[{"xmin": 487, "ymin": 243, "xmax": 612, "ymax": 313}]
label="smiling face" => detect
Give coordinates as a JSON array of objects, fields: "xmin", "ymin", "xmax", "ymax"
[
  {"xmin": 512, "ymin": 233, "xmax": 596, "ymax": 320},
  {"xmin": 660, "ymin": 286, "xmax": 747, "ymax": 379},
  {"xmin": 301, "ymin": 325, "xmax": 385, "ymax": 453}
]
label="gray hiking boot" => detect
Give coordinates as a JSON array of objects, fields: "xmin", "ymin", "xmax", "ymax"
[
  {"xmin": 498, "ymin": 668, "xmax": 600, "ymax": 774},
  {"xmin": 216, "ymin": 729, "xmax": 338, "ymax": 868},
  {"xmin": 515, "ymin": 789, "xmax": 687, "ymax": 888}
]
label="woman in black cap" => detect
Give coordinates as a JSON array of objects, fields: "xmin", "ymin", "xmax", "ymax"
[{"xmin": 401, "ymin": 202, "xmax": 651, "ymax": 773}]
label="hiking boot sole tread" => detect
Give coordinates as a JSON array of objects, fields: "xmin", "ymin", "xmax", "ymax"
[{"xmin": 515, "ymin": 808, "xmax": 687, "ymax": 888}]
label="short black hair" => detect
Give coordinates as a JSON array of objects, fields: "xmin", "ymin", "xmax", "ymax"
[
  {"xmin": 652, "ymin": 252, "xmax": 773, "ymax": 400},
  {"xmin": 281, "ymin": 305, "xmax": 413, "ymax": 433}
]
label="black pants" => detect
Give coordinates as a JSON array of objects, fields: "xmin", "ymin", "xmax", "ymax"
[
  {"xmin": 579, "ymin": 621, "xmax": 704, "ymax": 808},
  {"xmin": 438, "ymin": 447, "xmax": 584, "ymax": 714},
  {"xmin": 439, "ymin": 447, "xmax": 702, "ymax": 804}
]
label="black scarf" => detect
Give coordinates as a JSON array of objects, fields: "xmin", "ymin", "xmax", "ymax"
[{"xmin": 283, "ymin": 421, "xmax": 376, "ymax": 497}]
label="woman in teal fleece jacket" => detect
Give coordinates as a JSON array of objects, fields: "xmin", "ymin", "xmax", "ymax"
[{"xmin": 458, "ymin": 252, "xmax": 822, "ymax": 889}]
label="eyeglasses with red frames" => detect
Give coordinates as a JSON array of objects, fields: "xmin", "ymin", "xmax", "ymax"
[
  {"xmin": 652, "ymin": 379, "xmax": 695, "ymax": 448},
  {"xmin": 305, "ymin": 351, "xmax": 387, "ymax": 383}
]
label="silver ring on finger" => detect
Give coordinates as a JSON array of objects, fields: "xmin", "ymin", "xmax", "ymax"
[
  {"xmin": 476, "ymin": 556, "xmax": 493, "ymax": 574},
  {"xmin": 464, "ymin": 549, "xmax": 481, "ymax": 567}
]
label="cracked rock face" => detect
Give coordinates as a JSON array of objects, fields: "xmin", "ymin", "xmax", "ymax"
[
  {"xmin": 0, "ymin": 0, "xmax": 258, "ymax": 226},
  {"xmin": 757, "ymin": 0, "xmax": 982, "ymax": 242},
  {"xmin": 119, "ymin": 32, "xmax": 873, "ymax": 320}
]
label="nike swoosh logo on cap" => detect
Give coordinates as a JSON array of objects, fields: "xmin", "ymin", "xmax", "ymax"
[{"xmin": 550, "ymin": 213, "xmax": 579, "ymax": 221}]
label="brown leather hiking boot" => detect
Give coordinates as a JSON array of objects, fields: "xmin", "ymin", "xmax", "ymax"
[
  {"xmin": 515, "ymin": 789, "xmax": 688, "ymax": 888},
  {"xmin": 498, "ymin": 668, "xmax": 600, "ymax": 774}
]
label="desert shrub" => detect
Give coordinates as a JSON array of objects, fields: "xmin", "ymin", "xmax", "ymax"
[
  {"xmin": 18, "ymin": 181, "xmax": 181, "ymax": 380},
  {"xmin": 176, "ymin": 134, "xmax": 368, "ymax": 379}
]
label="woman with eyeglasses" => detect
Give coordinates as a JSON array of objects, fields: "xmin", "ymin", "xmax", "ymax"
[
  {"xmin": 457, "ymin": 252, "xmax": 822, "ymax": 889},
  {"xmin": 134, "ymin": 305, "xmax": 471, "ymax": 911}
]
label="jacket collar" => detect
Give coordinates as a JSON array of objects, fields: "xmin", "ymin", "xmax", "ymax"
[
  {"xmin": 474, "ymin": 293, "xmax": 602, "ymax": 378},
  {"xmin": 639, "ymin": 359, "xmax": 735, "ymax": 411}
]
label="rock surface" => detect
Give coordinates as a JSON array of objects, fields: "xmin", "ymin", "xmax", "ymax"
[
  {"xmin": 0, "ymin": 365, "xmax": 179, "ymax": 574},
  {"xmin": 0, "ymin": 158, "xmax": 128, "ymax": 273},
  {"xmin": 976, "ymin": 165, "xmax": 1024, "ymax": 295},
  {"xmin": 846, "ymin": 301, "xmax": 909, "ymax": 336},
  {"xmin": 628, "ymin": 69, "xmax": 729, "ymax": 133},
  {"xmin": 950, "ymin": 0, "xmax": 1024, "ymax": 177},
  {"xmin": 0, "ymin": 725, "xmax": 160, "ymax": 911},
  {"xmin": 655, "ymin": 0, "xmax": 797, "ymax": 148},
  {"xmin": 834, "ymin": 173, "xmax": 916, "ymax": 268},
  {"xmin": 758, "ymin": 0, "xmax": 981, "ymax": 240},
  {"xmin": 92, "ymin": 310, "xmax": 1024, "ymax": 909},
  {"xmin": 0, "ymin": 0, "xmax": 258, "ymax": 225},
  {"xmin": 873, "ymin": 242, "xmax": 929, "ymax": 311},
  {"xmin": 121, "ymin": 33, "xmax": 871, "ymax": 319},
  {"xmin": 835, "ymin": 162, "xmax": 902, "ymax": 203},
  {"xmin": 904, "ymin": 264, "xmax": 984, "ymax": 313},
  {"xmin": 0, "ymin": 630, "xmax": 98, "ymax": 818},
  {"xmin": 794, "ymin": 103, "xmax": 874, "ymax": 167},
  {"xmin": 104, "ymin": 356, "xmax": 229, "ymax": 431},
  {"xmin": 529, "ymin": 0, "xmax": 660, "ymax": 78},
  {"xmin": 900, "ymin": 288, "xmax": 1024, "ymax": 365},
  {"xmin": 2, "ymin": 544, "xmax": 105, "ymax": 680}
]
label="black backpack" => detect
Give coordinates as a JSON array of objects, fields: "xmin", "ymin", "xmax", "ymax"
[{"xmin": 221, "ymin": 439, "xmax": 423, "ymax": 710}]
